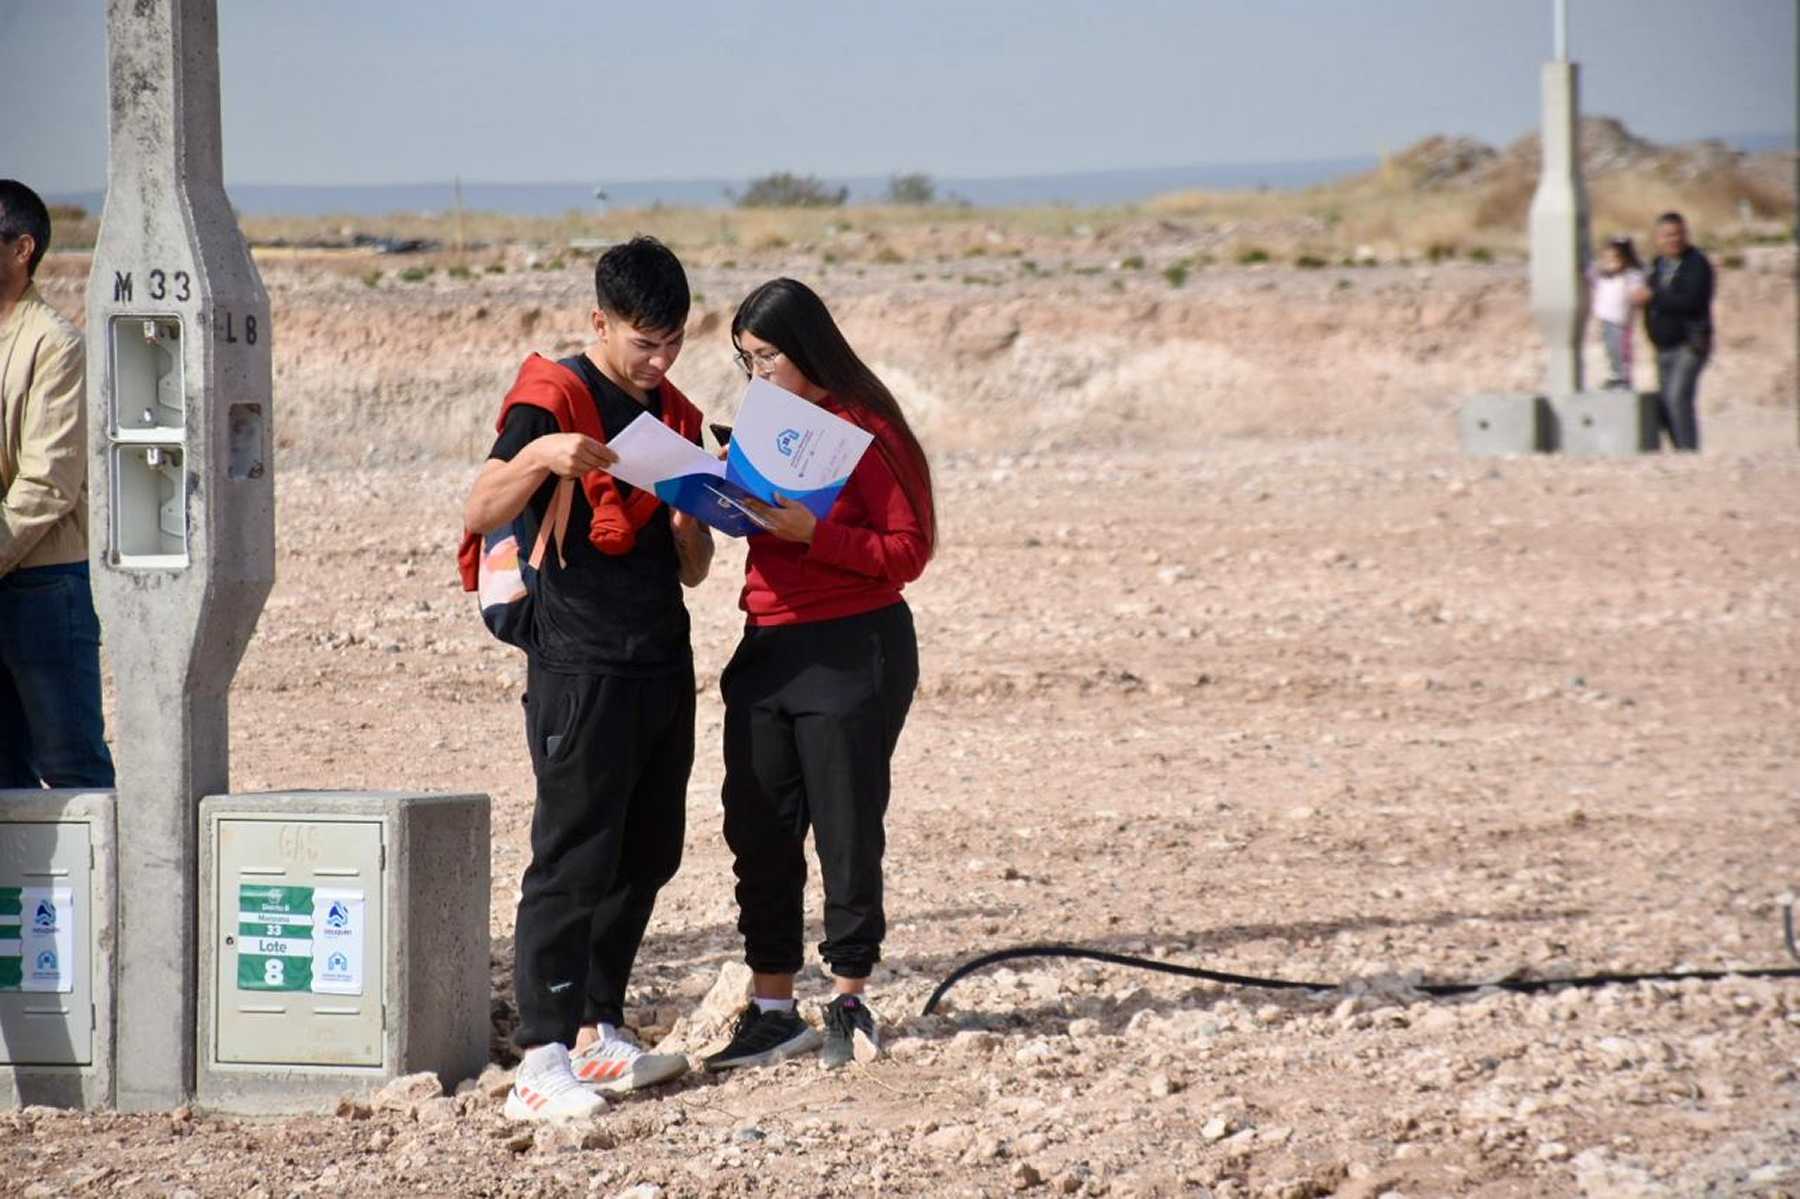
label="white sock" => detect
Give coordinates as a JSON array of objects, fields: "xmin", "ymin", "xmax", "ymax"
[
  {"xmin": 753, "ymin": 996, "xmax": 795, "ymax": 1014},
  {"xmin": 520, "ymin": 1043, "xmax": 569, "ymax": 1078},
  {"xmin": 596, "ymin": 1022, "xmax": 621, "ymax": 1043}
]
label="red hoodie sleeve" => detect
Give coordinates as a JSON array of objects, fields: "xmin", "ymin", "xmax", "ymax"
[{"xmin": 803, "ymin": 448, "xmax": 930, "ymax": 585}]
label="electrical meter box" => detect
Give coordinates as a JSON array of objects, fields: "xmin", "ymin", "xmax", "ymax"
[
  {"xmin": 198, "ymin": 791, "xmax": 489, "ymax": 1114},
  {"xmin": 0, "ymin": 790, "xmax": 116, "ymax": 1109},
  {"xmin": 107, "ymin": 315, "xmax": 191, "ymax": 568}
]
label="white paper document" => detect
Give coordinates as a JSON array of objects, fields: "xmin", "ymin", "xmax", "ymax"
[
  {"xmin": 726, "ymin": 379, "xmax": 875, "ymax": 519},
  {"xmin": 601, "ymin": 379, "xmax": 874, "ymax": 535},
  {"xmin": 602, "ymin": 413, "xmax": 720, "ymax": 496}
]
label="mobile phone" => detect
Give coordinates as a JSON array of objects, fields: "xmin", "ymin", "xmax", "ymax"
[{"xmin": 709, "ymin": 423, "xmax": 733, "ymax": 446}]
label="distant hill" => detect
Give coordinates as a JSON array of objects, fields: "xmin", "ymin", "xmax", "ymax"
[{"xmin": 1148, "ymin": 117, "xmax": 1794, "ymax": 256}]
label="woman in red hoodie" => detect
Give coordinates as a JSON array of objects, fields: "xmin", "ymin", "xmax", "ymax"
[{"xmin": 702, "ymin": 278, "xmax": 935, "ymax": 1073}]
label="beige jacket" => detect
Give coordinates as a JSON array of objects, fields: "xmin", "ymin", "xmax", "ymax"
[{"xmin": 0, "ymin": 283, "xmax": 89, "ymax": 574}]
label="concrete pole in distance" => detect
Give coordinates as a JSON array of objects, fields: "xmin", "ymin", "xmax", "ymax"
[
  {"xmin": 85, "ymin": 0, "xmax": 274, "ymax": 1110},
  {"xmin": 1528, "ymin": 2, "xmax": 1590, "ymax": 397}
]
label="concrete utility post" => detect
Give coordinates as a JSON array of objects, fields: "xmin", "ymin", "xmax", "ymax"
[
  {"xmin": 85, "ymin": 0, "xmax": 274, "ymax": 1110},
  {"xmin": 1528, "ymin": 0, "xmax": 1590, "ymax": 396}
]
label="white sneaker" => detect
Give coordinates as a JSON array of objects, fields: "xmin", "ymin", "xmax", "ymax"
[
  {"xmin": 572, "ymin": 1032, "xmax": 690, "ymax": 1094},
  {"xmin": 504, "ymin": 1043, "xmax": 607, "ymax": 1122}
]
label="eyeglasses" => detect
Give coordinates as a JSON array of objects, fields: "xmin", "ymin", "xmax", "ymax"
[{"xmin": 733, "ymin": 346, "xmax": 784, "ymax": 376}]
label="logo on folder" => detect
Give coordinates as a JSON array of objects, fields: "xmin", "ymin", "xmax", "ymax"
[
  {"xmin": 775, "ymin": 428, "xmax": 801, "ymax": 457},
  {"xmin": 33, "ymin": 899, "xmax": 55, "ymax": 930},
  {"xmin": 327, "ymin": 951, "xmax": 350, "ymax": 973},
  {"xmin": 34, "ymin": 950, "xmax": 57, "ymax": 973},
  {"xmin": 326, "ymin": 901, "xmax": 351, "ymax": 930}
]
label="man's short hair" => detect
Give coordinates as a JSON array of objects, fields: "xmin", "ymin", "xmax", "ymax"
[
  {"xmin": 594, "ymin": 236, "xmax": 689, "ymax": 335},
  {"xmin": 0, "ymin": 180, "xmax": 52, "ymax": 278},
  {"xmin": 1656, "ymin": 211, "xmax": 1686, "ymax": 227}
]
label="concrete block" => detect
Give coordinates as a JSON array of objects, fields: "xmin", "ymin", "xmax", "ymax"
[
  {"xmin": 0, "ymin": 790, "xmax": 116, "ymax": 1109},
  {"xmin": 1457, "ymin": 393, "xmax": 1553, "ymax": 455},
  {"xmin": 1549, "ymin": 391, "xmax": 1659, "ymax": 456},
  {"xmin": 197, "ymin": 791, "xmax": 489, "ymax": 1115}
]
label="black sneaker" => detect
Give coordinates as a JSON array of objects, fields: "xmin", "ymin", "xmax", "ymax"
[
  {"xmin": 702, "ymin": 1004, "xmax": 822, "ymax": 1072},
  {"xmin": 821, "ymin": 994, "xmax": 882, "ymax": 1069}
]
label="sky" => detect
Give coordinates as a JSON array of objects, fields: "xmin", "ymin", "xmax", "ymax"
[{"xmin": 5, "ymin": 0, "xmax": 1795, "ymax": 193}]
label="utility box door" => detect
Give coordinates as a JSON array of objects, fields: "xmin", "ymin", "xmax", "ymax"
[
  {"xmin": 214, "ymin": 819, "xmax": 383, "ymax": 1067},
  {"xmin": 0, "ymin": 821, "xmax": 93, "ymax": 1065}
]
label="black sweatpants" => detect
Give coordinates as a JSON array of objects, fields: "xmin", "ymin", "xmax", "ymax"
[
  {"xmin": 720, "ymin": 602, "xmax": 918, "ymax": 980},
  {"xmin": 513, "ymin": 661, "xmax": 693, "ymax": 1048}
]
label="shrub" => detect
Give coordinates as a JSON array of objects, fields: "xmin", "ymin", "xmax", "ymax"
[
  {"xmin": 485, "ymin": 262, "xmax": 506, "ymax": 274},
  {"xmin": 447, "ymin": 264, "xmax": 474, "ymax": 280},
  {"xmin": 397, "ymin": 266, "xmax": 432, "ymax": 283},
  {"xmin": 1426, "ymin": 242, "xmax": 1457, "ymax": 263},
  {"xmin": 361, "ymin": 270, "xmax": 382, "ymax": 288},
  {"xmin": 1162, "ymin": 261, "xmax": 1189, "ymax": 288},
  {"xmin": 1118, "ymin": 254, "xmax": 1146, "ymax": 270},
  {"xmin": 1236, "ymin": 247, "xmax": 1270, "ymax": 266},
  {"xmin": 1720, "ymin": 252, "xmax": 1745, "ymax": 269},
  {"xmin": 1294, "ymin": 254, "xmax": 1328, "ymax": 270},
  {"xmin": 737, "ymin": 172, "xmax": 847, "ymax": 208},
  {"xmin": 873, "ymin": 246, "xmax": 904, "ymax": 264},
  {"xmin": 1466, "ymin": 246, "xmax": 1493, "ymax": 264},
  {"xmin": 885, "ymin": 173, "xmax": 936, "ymax": 205}
]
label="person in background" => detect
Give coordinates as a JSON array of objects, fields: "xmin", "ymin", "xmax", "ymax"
[
  {"xmin": 1632, "ymin": 212, "xmax": 1715, "ymax": 452},
  {"xmin": 0, "ymin": 180, "xmax": 116, "ymax": 789},
  {"xmin": 702, "ymin": 278, "xmax": 934, "ymax": 1074},
  {"xmin": 1589, "ymin": 235, "xmax": 1644, "ymax": 390}
]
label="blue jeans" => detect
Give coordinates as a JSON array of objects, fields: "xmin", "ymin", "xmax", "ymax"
[
  {"xmin": 1654, "ymin": 346, "xmax": 1706, "ymax": 452},
  {"xmin": 0, "ymin": 561, "xmax": 115, "ymax": 788}
]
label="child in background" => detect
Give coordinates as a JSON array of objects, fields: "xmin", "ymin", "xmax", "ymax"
[{"xmin": 1590, "ymin": 235, "xmax": 1645, "ymax": 389}]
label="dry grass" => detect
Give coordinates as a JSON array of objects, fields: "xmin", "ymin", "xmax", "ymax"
[
  {"xmin": 1152, "ymin": 152, "xmax": 1796, "ymax": 261},
  {"xmin": 41, "ymin": 135, "xmax": 1793, "ymax": 277}
]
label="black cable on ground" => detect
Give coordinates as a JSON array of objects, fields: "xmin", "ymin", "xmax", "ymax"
[{"xmin": 921, "ymin": 941, "xmax": 1800, "ymax": 1018}]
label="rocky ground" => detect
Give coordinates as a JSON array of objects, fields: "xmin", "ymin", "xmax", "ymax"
[{"xmin": 8, "ymin": 250, "xmax": 1799, "ymax": 1197}]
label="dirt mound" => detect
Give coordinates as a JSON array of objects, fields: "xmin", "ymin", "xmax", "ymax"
[{"xmin": 34, "ymin": 254, "xmax": 1795, "ymax": 470}]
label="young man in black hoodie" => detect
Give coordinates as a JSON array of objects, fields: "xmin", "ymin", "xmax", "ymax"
[{"xmin": 1632, "ymin": 212, "xmax": 1714, "ymax": 452}]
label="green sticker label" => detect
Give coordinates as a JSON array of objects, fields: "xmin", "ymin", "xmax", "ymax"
[
  {"xmin": 0, "ymin": 885, "xmax": 76, "ymax": 993},
  {"xmin": 236, "ymin": 883, "xmax": 314, "ymax": 991},
  {"xmin": 0, "ymin": 886, "xmax": 23, "ymax": 991}
]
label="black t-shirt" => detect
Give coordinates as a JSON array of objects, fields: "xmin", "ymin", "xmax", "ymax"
[{"xmin": 487, "ymin": 355, "xmax": 697, "ymax": 676}]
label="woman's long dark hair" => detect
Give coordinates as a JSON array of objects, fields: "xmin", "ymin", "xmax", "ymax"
[{"xmin": 732, "ymin": 278, "xmax": 936, "ymax": 553}]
